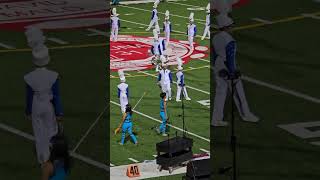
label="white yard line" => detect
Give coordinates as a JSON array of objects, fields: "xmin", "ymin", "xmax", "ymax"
[
  {"xmin": 120, "ymin": 18, "xmax": 204, "ymax": 38},
  {"xmin": 198, "ymin": 58, "xmax": 210, "ymax": 63},
  {"xmin": 0, "ymin": 42, "xmax": 15, "ymax": 49},
  {"xmin": 302, "ymin": 13, "xmax": 320, "ymax": 20},
  {"xmin": 118, "ymin": 5, "xmax": 206, "ymax": 24},
  {"xmin": 87, "ymin": 28, "xmax": 108, "ymax": 37},
  {"xmin": 110, "ymin": 101, "xmax": 210, "ymax": 143},
  {"xmin": 242, "ymin": 76, "xmax": 320, "ymax": 104},
  {"xmin": 138, "ymin": 70, "xmax": 210, "ymax": 95},
  {"xmin": 152, "ymin": 155, "xmax": 157, "ymax": 157},
  {"xmin": 0, "ymin": 122, "xmax": 109, "ymax": 172},
  {"xmin": 47, "ymin": 37, "xmax": 69, "ymax": 45},
  {"xmin": 167, "ymin": 1, "xmax": 203, "ymax": 8},
  {"xmin": 119, "ymin": 0, "xmax": 185, "ymax": 5},
  {"xmin": 251, "ymin": 17, "xmax": 273, "ymax": 24},
  {"xmin": 72, "ymin": 106, "xmax": 108, "ymax": 153},
  {"xmin": 200, "ymin": 148, "xmax": 210, "ymax": 153},
  {"xmin": 128, "ymin": 158, "xmax": 139, "ymax": 163}
]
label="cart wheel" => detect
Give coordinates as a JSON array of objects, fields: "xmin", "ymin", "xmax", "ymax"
[{"xmin": 169, "ymin": 167, "xmax": 173, "ymax": 174}]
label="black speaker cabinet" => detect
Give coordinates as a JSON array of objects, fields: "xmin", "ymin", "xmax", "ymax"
[
  {"xmin": 156, "ymin": 136, "xmax": 193, "ymax": 173},
  {"xmin": 184, "ymin": 158, "xmax": 211, "ymax": 179}
]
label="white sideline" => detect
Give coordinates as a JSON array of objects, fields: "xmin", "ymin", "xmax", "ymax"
[
  {"xmin": 128, "ymin": 158, "xmax": 139, "ymax": 163},
  {"xmin": 0, "ymin": 122, "xmax": 109, "ymax": 172},
  {"xmin": 242, "ymin": 76, "xmax": 320, "ymax": 104},
  {"xmin": 110, "ymin": 101, "xmax": 210, "ymax": 143},
  {"xmin": 110, "ymin": 160, "xmax": 186, "ymax": 180}
]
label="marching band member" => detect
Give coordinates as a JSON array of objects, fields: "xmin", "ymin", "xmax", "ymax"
[
  {"xmin": 146, "ymin": 0, "xmax": 160, "ymax": 34},
  {"xmin": 175, "ymin": 58, "xmax": 191, "ymax": 101},
  {"xmin": 163, "ymin": 10, "xmax": 172, "ymax": 47},
  {"xmin": 111, "ymin": 8, "xmax": 120, "ymax": 42},
  {"xmin": 201, "ymin": 3, "xmax": 210, "ymax": 40},
  {"xmin": 187, "ymin": 12, "xmax": 197, "ymax": 49},
  {"xmin": 117, "ymin": 70, "xmax": 129, "ymax": 113}
]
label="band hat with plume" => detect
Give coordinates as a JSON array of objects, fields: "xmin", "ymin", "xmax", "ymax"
[
  {"xmin": 189, "ymin": 12, "xmax": 194, "ymax": 22},
  {"xmin": 153, "ymin": 29, "xmax": 159, "ymax": 40},
  {"xmin": 206, "ymin": 3, "xmax": 210, "ymax": 13},
  {"xmin": 213, "ymin": 0, "xmax": 234, "ymax": 14},
  {"xmin": 176, "ymin": 57, "xmax": 183, "ymax": 70},
  {"xmin": 216, "ymin": 13, "xmax": 234, "ymax": 28},
  {"xmin": 32, "ymin": 45, "xmax": 50, "ymax": 67},
  {"xmin": 118, "ymin": 70, "xmax": 126, "ymax": 82},
  {"xmin": 153, "ymin": 0, "xmax": 160, "ymax": 8},
  {"xmin": 25, "ymin": 26, "xmax": 46, "ymax": 48},
  {"xmin": 176, "ymin": 57, "xmax": 183, "ymax": 67},
  {"xmin": 112, "ymin": 8, "xmax": 119, "ymax": 16},
  {"xmin": 165, "ymin": 10, "xmax": 170, "ymax": 20}
]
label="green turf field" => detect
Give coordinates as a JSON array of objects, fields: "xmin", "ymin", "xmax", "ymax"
[
  {"xmin": 212, "ymin": 0, "xmax": 320, "ymax": 180},
  {"xmin": 110, "ymin": 0, "xmax": 210, "ymax": 179},
  {"xmin": 0, "ymin": 27, "xmax": 108, "ymax": 179}
]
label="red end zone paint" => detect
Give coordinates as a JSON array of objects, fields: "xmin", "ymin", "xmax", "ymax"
[
  {"xmin": 0, "ymin": 0, "xmax": 108, "ymax": 31},
  {"xmin": 110, "ymin": 35, "xmax": 209, "ymax": 72}
]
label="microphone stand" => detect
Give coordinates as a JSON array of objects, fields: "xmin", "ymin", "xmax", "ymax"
[
  {"xmin": 230, "ymin": 74, "xmax": 237, "ymax": 180},
  {"xmin": 218, "ymin": 71, "xmax": 240, "ymax": 180},
  {"xmin": 181, "ymin": 85, "xmax": 186, "ymax": 137}
]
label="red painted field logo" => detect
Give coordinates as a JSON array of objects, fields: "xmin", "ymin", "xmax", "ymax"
[
  {"xmin": 0, "ymin": 0, "xmax": 108, "ymax": 31},
  {"xmin": 110, "ymin": 35, "xmax": 209, "ymax": 72}
]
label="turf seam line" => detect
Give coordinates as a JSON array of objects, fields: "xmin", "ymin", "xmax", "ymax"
[
  {"xmin": 110, "ymin": 101, "xmax": 210, "ymax": 143},
  {"xmin": 72, "ymin": 106, "xmax": 108, "ymax": 153},
  {"xmin": 0, "ymin": 122, "xmax": 109, "ymax": 172}
]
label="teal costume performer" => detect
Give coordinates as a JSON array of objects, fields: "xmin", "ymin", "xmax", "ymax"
[
  {"xmin": 119, "ymin": 104, "xmax": 138, "ymax": 145},
  {"xmin": 159, "ymin": 92, "xmax": 168, "ymax": 136}
]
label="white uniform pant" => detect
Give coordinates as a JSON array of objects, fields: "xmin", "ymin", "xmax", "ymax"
[
  {"xmin": 176, "ymin": 85, "xmax": 189, "ymax": 101},
  {"xmin": 161, "ymin": 83, "xmax": 171, "ymax": 100},
  {"xmin": 188, "ymin": 36, "xmax": 194, "ymax": 49},
  {"xmin": 202, "ymin": 26, "xmax": 210, "ymax": 40},
  {"xmin": 32, "ymin": 102, "xmax": 57, "ymax": 164},
  {"xmin": 111, "ymin": 27, "xmax": 118, "ymax": 42},
  {"xmin": 211, "ymin": 58, "xmax": 252, "ymax": 125},
  {"xmin": 165, "ymin": 32, "xmax": 170, "ymax": 47},
  {"xmin": 147, "ymin": 19, "xmax": 159, "ymax": 32},
  {"xmin": 119, "ymin": 94, "xmax": 128, "ymax": 113}
]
